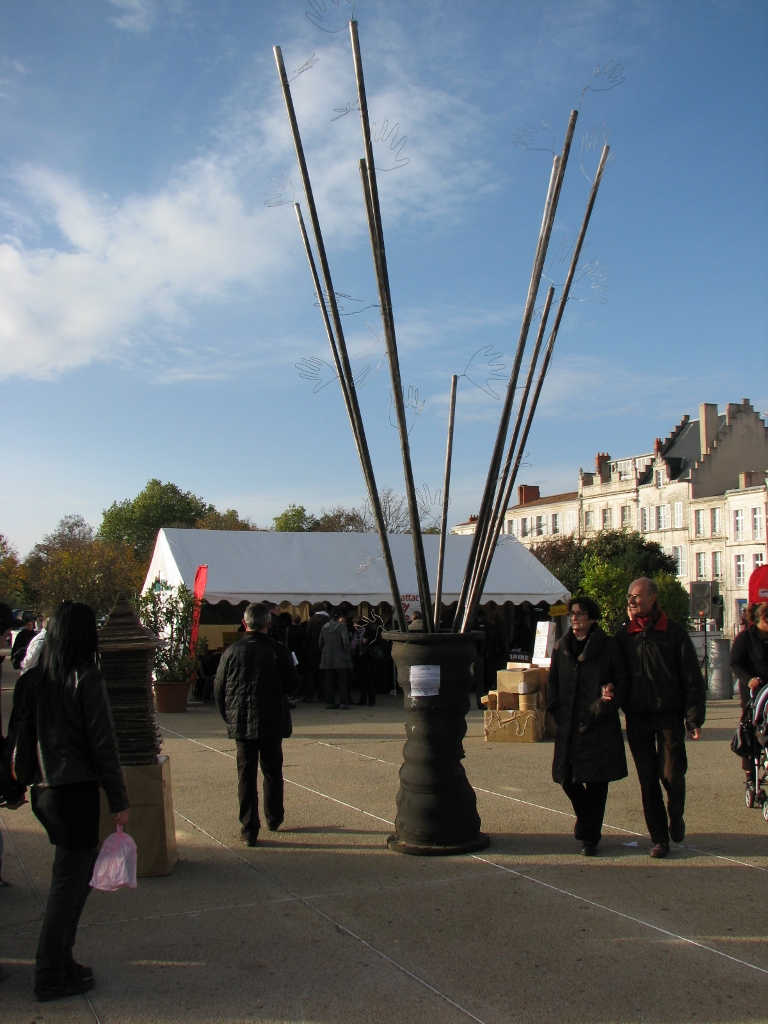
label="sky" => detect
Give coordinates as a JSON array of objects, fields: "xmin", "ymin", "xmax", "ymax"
[{"xmin": 0, "ymin": 0, "xmax": 766, "ymax": 556}]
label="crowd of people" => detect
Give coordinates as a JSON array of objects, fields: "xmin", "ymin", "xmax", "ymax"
[{"xmin": 0, "ymin": 584, "xmax": 766, "ymax": 1004}]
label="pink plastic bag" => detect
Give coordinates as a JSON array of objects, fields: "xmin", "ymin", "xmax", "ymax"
[{"xmin": 90, "ymin": 824, "xmax": 138, "ymax": 892}]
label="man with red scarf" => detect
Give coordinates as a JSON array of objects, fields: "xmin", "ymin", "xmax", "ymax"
[{"xmin": 615, "ymin": 577, "xmax": 705, "ymax": 859}]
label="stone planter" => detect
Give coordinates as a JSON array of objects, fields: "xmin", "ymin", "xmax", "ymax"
[
  {"xmin": 383, "ymin": 630, "xmax": 490, "ymax": 856},
  {"xmin": 153, "ymin": 680, "xmax": 191, "ymax": 713}
]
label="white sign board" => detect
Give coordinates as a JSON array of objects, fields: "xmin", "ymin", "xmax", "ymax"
[
  {"xmin": 533, "ymin": 621, "xmax": 557, "ymax": 662},
  {"xmin": 409, "ymin": 665, "xmax": 441, "ymax": 697}
]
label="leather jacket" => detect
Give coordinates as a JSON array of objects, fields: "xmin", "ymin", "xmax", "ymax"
[{"xmin": 12, "ymin": 664, "xmax": 129, "ymax": 813}]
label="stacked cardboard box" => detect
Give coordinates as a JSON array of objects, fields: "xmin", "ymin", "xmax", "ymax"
[{"xmin": 483, "ymin": 665, "xmax": 552, "ymax": 743}]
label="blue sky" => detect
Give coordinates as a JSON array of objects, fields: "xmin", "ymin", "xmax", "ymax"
[{"xmin": 1, "ymin": 0, "xmax": 766, "ymax": 555}]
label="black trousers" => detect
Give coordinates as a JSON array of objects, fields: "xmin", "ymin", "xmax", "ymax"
[
  {"xmin": 561, "ymin": 775, "xmax": 609, "ymax": 845},
  {"xmin": 36, "ymin": 846, "xmax": 98, "ymax": 985},
  {"xmin": 236, "ymin": 737, "xmax": 284, "ymax": 838},
  {"xmin": 625, "ymin": 714, "xmax": 687, "ymax": 844}
]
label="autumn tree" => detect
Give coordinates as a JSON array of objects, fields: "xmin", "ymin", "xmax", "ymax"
[
  {"xmin": 100, "ymin": 479, "xmax": 215, "ymax": 560},
  {"xmin": 0, "ymin": 535, "xmax": 26, "ymax": 605}
]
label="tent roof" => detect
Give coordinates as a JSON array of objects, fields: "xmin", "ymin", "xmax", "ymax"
[{"xmin": 143, "ymin": 529, "xmax": 569, "ymax": 608}]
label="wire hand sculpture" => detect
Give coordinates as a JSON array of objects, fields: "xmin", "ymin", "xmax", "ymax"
[
  {"xmin": 305, "ymin": 0, "xmax": 356, "ymax": 33},
  {"xmin": 331, "ymin": 100, "xmax": 360, "ymax": 121},
  {"xmin": 580, "ymin": 123, "xmax": 615, "ymax": 182},
  {"xmin": 461, "ymin": 344, "xmax": 507, "ymax": 399},
  {"xmin": 264, "ymin": 174, "xmax": 296, "ymax": 208},
  {"xmin": 389, "ymin": 385, "xmax": 424, "ymax": 434},
  {"xmin": 371, "ymin": 120, "xmax": 409, "ymax": 171},
  {"xmin": 415, "ymin": 484, "xmax": 444, "ymax": 532},
  {"xmin": 288, "ymin": 54, "xmax": 319, "ymax": 82},
  {"xmin": 295, "ymin": 323, "xmax": 386, "ymax": 393},
  {"xmin": 512, "ymin": 118, "xmax": 555, "ymax": 154},
  {"xmin": 581, "ymin": 61, "xmax": 626, "ymax": 99},
  {"xmin": 312, "ymin": 291, "xmax": 379, "ymax": 317}
]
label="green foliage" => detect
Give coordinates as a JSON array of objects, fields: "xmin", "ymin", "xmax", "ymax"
[
  {"xmin": 653, "ymin": 571, "xmax": 691, "ymax": 626},
  {"xmin": 137, "ymin": 582, "xmax": 200, "ymax": 682},
  {"xmin": 196, "ymin": 508, "xmax": 257, "ymax": 531},
  {"xmin": 22, "ymin": 515, "xmax": 145, "ymax": 616},
  {"xmin": 578, "ymin": 554, "xmax": 634, "ymax": 633},
  {"xmin": 529, "ymin": 535, "xmax": 585, "ymax": 596},
  {"xmin": 0, "ymin": 535, "xmax": 26, "ymax": 604},
  {"xmin": 273, "ymin": 504, "xmax": 319, "ymax": 532},
  {"xmin": 100, "ymin": 479, "xmax": 215, "ymax": 560},
  {"xmin": 586, "ymin": 530, "xmax": 677, "ymax": 578}
]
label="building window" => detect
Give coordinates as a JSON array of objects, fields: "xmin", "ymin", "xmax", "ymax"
[
  {"xmin": 658, "ymin": 505, "xmax": 669, "ymax": 530},
  {"xmin": 620, "ymin": 505, "xmax": 631, "ymax": 528},
  {"xmin": 711, "ymin": 507, "xmax": 722, "ymax": 535},
  {"xmin": 755, "ymin": 552, "xmax": 765, "ymax": 571},
  {"xmin": 735, "ymin": 554, "xmax": 746, "ymax": 587},
  {"xmin": 520, "ymin": 518, "xmax": 529, "ymax": 537},
  {"xmin": 696, "ymin": 552, "xmax": 706, "ymax": 580},
  {"xmin": 507, "ymin": 519, "xmax": 515, "ymax": 536},
  {"xmin": 694, "ymin": 509, "xmax": 705, "ymax": 537},
  {"xmin": 584, "ymin": 510, "xmax": 595, "ymax": 530},
  {"xmin": 602, "ymin": 507, "xmax": 612, "ymax": 529},
  {"xmin": 712, "ymin": 551, "xmax": 722, "ymax": 580},
  {"xmin": 673, "ymin": 546, "xmax": 688, "ymax": 577},
  {"xmin": 753, "ymin": 507, "xmax": 764, "ymax": 540},
  {"xmin": 552, "ymin": 513, "xmax": 562, "ymax": 535},
  {"xmin": 641, "ymin": 507, "xmax": 649, "ymax": 533},
  {"xmin": 674, "ymin": 501, "xmax": 683, "ymax": 529},
  {"xmin": 566, "ymin": 510, "xmax": 576, "ymax": 534},
  {"xmin": 534, "ymin": 515, "xmax": 546, "ymax": 537},
  {"xmin": 734, "ymin": 509, "xmax": 744, "ymax": 541},
  {"xmin": 655, "ymin": 469, "xmax": 664, "ymax": 487}
]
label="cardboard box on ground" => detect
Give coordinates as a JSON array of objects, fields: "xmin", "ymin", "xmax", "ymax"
[
  {"xmin": 483, "ymin": 618, "xmax": 559, "ymax": 743},
  {"xmin": 99, "ymin": 755, "xmax": 178, "ymax": 876}
]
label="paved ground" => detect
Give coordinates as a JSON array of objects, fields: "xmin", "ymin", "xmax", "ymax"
[{"xmin": 2, "ymin": 667, "xmax": 767, "ymax": 1024}]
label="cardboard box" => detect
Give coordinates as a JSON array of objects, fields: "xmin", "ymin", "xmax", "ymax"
[
  {"xmin": 483, "ymin": 708, "xmax": 546, "ymax": 743},
  {"xmin": 497, "ymin": 666, "xmax": 548, "ymax": 694},
  {"xmin": 99, "ymin": 755, "xmax": 178, "ymax": 877},
  {"xmin": 519, "ymin": 691, "xmax": 541, "ymax": 711}
]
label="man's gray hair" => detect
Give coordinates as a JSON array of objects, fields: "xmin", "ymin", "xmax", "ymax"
[
  {"xmin": 629, "ymin": 577, "xmax": 658, "ymax": 596},
  {"xmin": 244, "ymin": 602, "xmax": 272, "ymax": 631}
]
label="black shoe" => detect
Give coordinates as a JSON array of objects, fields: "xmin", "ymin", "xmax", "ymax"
[
  {"xmin": 267, "ymin": 819, "xmax": 283, "ymax": 832},
  {"xmin": 649, "ymin": 842, "xmax": 670, "ymax": 859},
  {"xmin": 669, "ymin": 818, "xmax": 685, "ymax": 843},
  {"xmin": 581, "ymin": 842, "xmax": 598, "ymax": 857},
  {"xmin": 64, "ymin": 961, "xmax": 94, "ymax": 983},
  {"xmin": 35, "ymin": 976, "xmax": 95, "ymax": 1002},
  {"xmin": 574, "ymin": 821, "xmax": 584, "ymax": 842},
  {"xmin": 239, "ymin": 832, "xmax": 259, "ymax": 847}
]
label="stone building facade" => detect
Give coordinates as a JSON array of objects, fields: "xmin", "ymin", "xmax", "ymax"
[{"xmin": 452, "ymin": 400, "xmax": 768, "ymax": 636}]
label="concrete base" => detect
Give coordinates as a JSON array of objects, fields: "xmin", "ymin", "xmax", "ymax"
[
  {"xmin": 99, "ymin": 755, "xmax": 178, "ymax": 876},
  {"xmin": 387, "ymin": 832, "xmax": 490, "ymax": 856}
]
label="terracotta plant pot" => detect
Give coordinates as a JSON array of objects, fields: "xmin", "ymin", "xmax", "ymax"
[
  {"xmin": 153, "ymin": 680, "xmax": 191, "ymax": 713},
  {"xmin": 383, "ymin": 630, "xmax": 490, "ymax": 856}
]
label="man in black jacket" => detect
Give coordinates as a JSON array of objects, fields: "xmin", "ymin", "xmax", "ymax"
[
  {"xmin": 615, "ymin": 577, "xmax": 706, "ymax": 859},
  {"xmin": 214, "ymin": 602, "xmax": 299, "ymax": 847}
]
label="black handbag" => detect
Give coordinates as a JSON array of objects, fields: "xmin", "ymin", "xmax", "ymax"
[{"xmin": 730, "ymin": 708, "xmax": 754, "ymax": 758}]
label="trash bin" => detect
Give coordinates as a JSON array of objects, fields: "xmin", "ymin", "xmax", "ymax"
[{"xmin": 707, "ymin": 637, "xmax": 733, "ymax": 699}]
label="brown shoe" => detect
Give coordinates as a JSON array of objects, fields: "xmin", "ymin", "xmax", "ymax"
[{"xmin": 649, "ymin": 842, "xmax": 669, "ymax": 859}]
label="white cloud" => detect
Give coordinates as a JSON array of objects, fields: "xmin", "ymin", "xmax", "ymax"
[
  {"xmin": 107, "ymin": 0, "xmax": 159, "ymax": 34},
  {"xmin": 0, "ymin": 32, "xmax": 491, "ymax": 382}
]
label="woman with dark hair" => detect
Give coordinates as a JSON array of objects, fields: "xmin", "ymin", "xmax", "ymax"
[
  {"xmin": 547, "ymin": 595, "xmax": 629, "ymax": 855},
  {"xmin": 730, "ymin": 601, "xmax": 768, "ymax": 792},
  {"xmin": 8, "ymin": 600, "xmax": 129, "ymax": 1002}
]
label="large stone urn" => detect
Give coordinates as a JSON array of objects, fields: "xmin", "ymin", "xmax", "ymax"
[{"xmin": 383, "ymin": 630, "xmax": 490, "ymax": 856}]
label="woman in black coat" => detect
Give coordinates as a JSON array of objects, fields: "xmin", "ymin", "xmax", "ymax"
[
  {"xmin": 730, "ymin": 601, "xmax": 768, "ymax": 787},
  {"xmin": 547, "ymin": 596, "xmax": 629, "ymax": 856}
]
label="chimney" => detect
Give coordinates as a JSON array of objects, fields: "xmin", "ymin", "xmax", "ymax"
[
  {"xmin": 699, "ymin": 403, "xmax": 719, "ymax": 457},
  {"xmin": 595, "ymin": 452, "xmax": 610, "ymax": 480},
  {"xmin": 517, "ymin": 484, "xmax": 540, "ymax": 506},
  {"xmin": 469, "ymin": 514, "xmax": 478, "ymax": 522},
  {"xmin": 654, "ymin": 437, "xmax": 663, "ymax": 456}
]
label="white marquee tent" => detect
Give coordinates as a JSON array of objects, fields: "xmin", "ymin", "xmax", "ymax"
[{"xmin": 143, "ymin": 529, "xmax": 568, "ymax": 610}]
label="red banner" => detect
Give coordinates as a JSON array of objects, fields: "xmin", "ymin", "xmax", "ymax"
[{"xmin": 190, "ymin": 564, "xmax": 208, "ymax": 655}]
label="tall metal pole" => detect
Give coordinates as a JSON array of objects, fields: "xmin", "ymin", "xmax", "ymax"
[
  {"xmin": 274, "ymin": 46, "xmax": 406, "ymax": 631},
  {"xmin": 350, "ymin": 21, "xmax": 434, "ymax": 630},
  {"xmin": 453, "ymin": 111, "xmax": 578, "ymax": 631},
  {"xmin": 434, "ymin": 375, "xmax": 458, "ymax": 630},
  {"xmin": 466, "ymin": 286, "xmax": 555, "ymax": 617},
  {"xmin": 462, "ymin": 146, "xmax": 611, "ymax": 628}
]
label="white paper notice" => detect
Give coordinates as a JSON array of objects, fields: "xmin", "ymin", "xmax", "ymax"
[{"xmin": 409, "ymin": 665, "xmax": 441, "ymax": 697}]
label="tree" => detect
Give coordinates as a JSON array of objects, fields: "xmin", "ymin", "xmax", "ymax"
[
  {"xmin": 0, "ymin": 535, "xmax": 26, "ymax": 604},
  {"xmin": 653, "ymin": 571, "xmax": 690, "ymax": 626},
  {"xmin": 272, "ymin": 504, "xmax": 319, "ymax": 532},
  {"xmin": 196, "ymin": 508, "xmax": 257, "ymax": 531},
  {"xmin": 529, "ymin": 535, "xmax": 585, "ymax": 595},
  {"xmin": 100, "ymin": 479, "xmax": 215, "ymax": 560},
  {"xmin": 578, "ymin": 554, "xmax": 633, "ymax": 633},
  {"xmin": 586, "ymin": 530, "xmax": 677, "ymax": 579},
  {"xmin": 24, "ymin": 515, "xmax": 145, "ymax": 616}
]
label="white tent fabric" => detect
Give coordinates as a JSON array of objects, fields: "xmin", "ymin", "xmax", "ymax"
[{"xmin": 143, "ymin": 529, "xmax": 568, "ymax": 609}]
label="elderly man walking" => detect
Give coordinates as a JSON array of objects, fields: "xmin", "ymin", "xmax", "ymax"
[
  {"xmin": 214, "ymin": 602, "xmax": 299, "ymax": 846},
  {"xmin": 615, "ymin": 577, "xmax": 706, "ymax": 858}
]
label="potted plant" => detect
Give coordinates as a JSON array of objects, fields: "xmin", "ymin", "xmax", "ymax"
[{"xmin": 138, "ymin": 581, "xmax": 200, "ymax": 713}]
